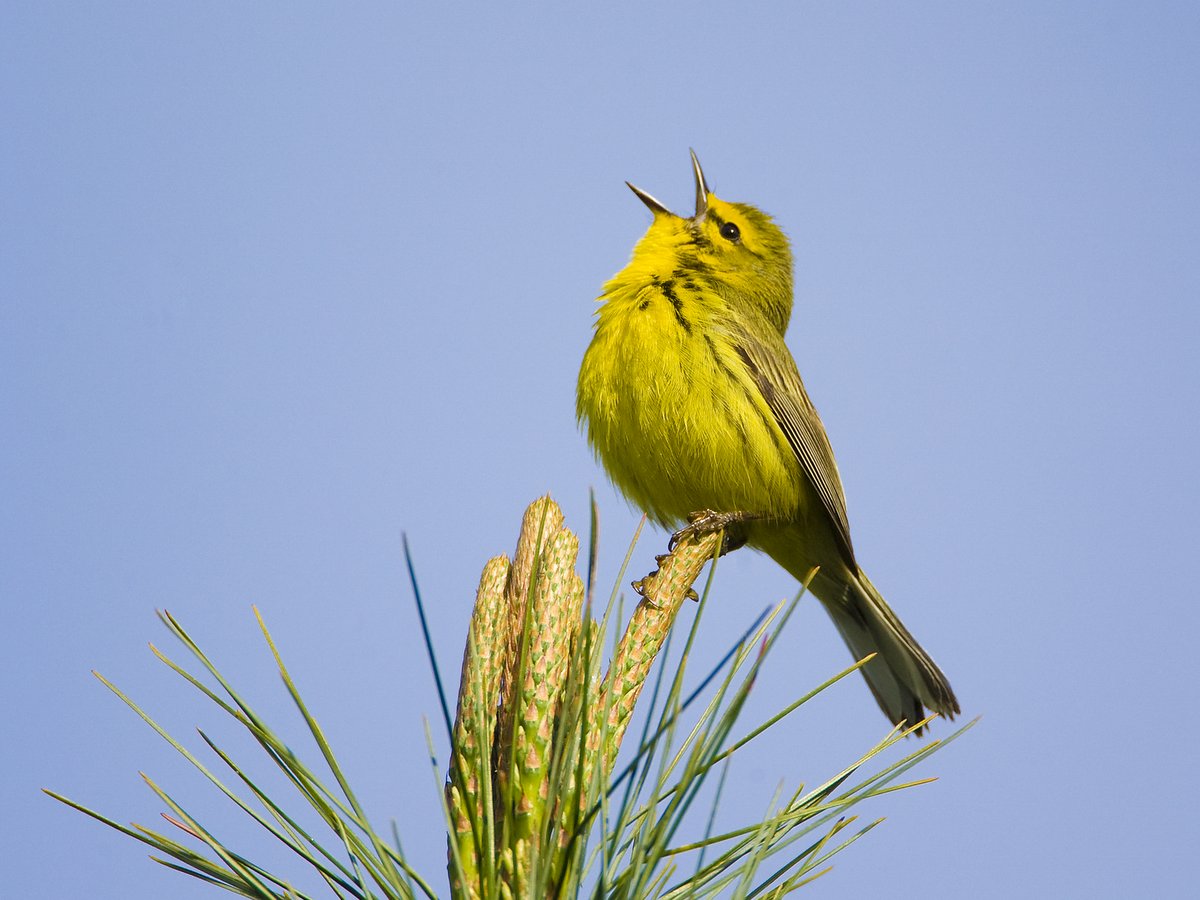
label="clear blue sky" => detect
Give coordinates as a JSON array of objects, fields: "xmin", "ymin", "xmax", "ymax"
[{"xmin": 4, "ymin": 4, "xmax": 1197, "ymax": 897}]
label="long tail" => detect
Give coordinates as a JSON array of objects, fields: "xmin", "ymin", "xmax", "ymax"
[{"xmin": 822, "ymin": 571, "xmax": 959, "ymax": 734}]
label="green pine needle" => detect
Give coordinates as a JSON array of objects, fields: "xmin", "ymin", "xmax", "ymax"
[{"xmin": 47, "ymin": 496, "xmax": 973, "ymax": 899}]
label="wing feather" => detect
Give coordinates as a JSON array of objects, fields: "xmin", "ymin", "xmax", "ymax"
[{"xmin": 732, "ymin": 331, "xmax": 858, "ymax": 568}]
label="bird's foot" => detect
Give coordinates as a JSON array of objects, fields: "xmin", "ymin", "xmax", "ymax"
[
  {"xmin": 668, "ymin": 509, "xmax": 761, "ymax": 555},
  {"xmin": 633, "ymin": 556, "xmax": 701, "ymax": 606}
]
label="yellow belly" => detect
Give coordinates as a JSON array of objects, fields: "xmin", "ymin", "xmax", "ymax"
[{"xmin": 577, "ymin": 296, "xmax": 803, "ymax": 527}]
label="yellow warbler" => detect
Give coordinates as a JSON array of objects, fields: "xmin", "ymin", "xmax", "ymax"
[{"xmin": 576, "ymin": 152, "xmax": 958, "ymax": 732}]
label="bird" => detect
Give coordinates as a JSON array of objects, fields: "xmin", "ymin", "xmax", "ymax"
[{"xmin": 576, "ymin": 152, "xmax": 958, "ymax": 732}]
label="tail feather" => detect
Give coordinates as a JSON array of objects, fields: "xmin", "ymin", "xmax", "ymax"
[{"xmin": 823, "ymin": 572, "xmax": 959, "ymax": 734}]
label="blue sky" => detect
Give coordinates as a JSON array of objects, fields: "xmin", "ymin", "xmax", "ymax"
[{"xmin": 3, "ymin": 4, "xmax": 1197, "ymax": 897}]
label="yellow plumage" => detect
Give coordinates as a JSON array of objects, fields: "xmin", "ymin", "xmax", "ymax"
[{"xmin": 576, "ymin": 153, "xmax": 958, "ymax": 732}]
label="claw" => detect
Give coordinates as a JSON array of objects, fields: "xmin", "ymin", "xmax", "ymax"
[
  {"xmin": 670, "ymin": 509, "xmax": 716, "ymax": 550},
  {"xmin": 669, "ymin": 509, "xmax": 727, "ymax": 551},
  {"xmin": 669, "ymin": 509, "xmax": 762, "ymax": 557},
  {"xmin": 631, "ymin": 578, "xmax": 662, "ymax": 609}
]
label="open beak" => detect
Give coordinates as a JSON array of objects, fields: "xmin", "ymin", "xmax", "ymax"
[
  {"xmin": 625, "ymin": 181, "xmax": 673, "ymax": 216},
  {"xmin": 690, "ymin": 148, "xmax": 710, "ymax": 219},
  {"xmin": 627, "ymin": 150, "xmax": 712, "ymax": 220}
]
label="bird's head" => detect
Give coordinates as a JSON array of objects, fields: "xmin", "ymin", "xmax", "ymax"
[{"xmin": 622, "ymin": 151, "xmax": 794, "ymax": 333}]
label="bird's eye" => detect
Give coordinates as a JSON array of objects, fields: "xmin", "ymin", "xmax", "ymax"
[{"xmin": 719, "ymin": 221, "xmax": 741, "ymax": 242}]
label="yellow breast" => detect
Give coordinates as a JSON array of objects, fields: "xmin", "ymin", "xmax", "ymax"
[{"xmin": 576, "ymin": 279, "xmax": 802, "ymax": 527}]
